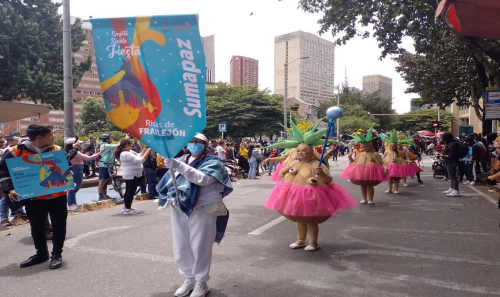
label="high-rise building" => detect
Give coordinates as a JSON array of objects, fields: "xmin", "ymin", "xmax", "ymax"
[
  {"xmin": 230, "ymin": 56, "xmax": 259, "ymax": 86},
  {"xmin": 0, "ymin": 19, "xmax": 102, "ymax": 135},
  {"xmin": 362, "ymin": 75, "xmax": 393, "ymax": 99},
  {"xmin": 202, "ymin": 35, "xmax": 215, "ymax": 83},
  {"xmin": 274, "ymin": 31, "xmax": 335, "ymax": 106}
]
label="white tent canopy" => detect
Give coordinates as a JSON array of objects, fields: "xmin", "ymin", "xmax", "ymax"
[{"xmin": 0, "ymin": 101, "xmax": 50, "ymax": 123}]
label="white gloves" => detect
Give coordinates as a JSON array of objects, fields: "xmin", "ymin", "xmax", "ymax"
[{"xmin": 164, "ymin": 158, "xmax": 181, "ymax": 170}]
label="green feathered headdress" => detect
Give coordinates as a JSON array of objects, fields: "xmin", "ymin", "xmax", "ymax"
[
  {"xmin": 380, "ymin": 129, "xmax": 414, "ymax": 145},
  {"xmin": 380, "ymin": 129, "xmax": 399, "ymax": 144},
  {"xmin": 266, "ymin": 117, "xmax": 339, "ymax": 149},
  {"xmin": 397, "ymin": 135, "xmax": 416, "ymax": 146},
  {"xmin": 349, "ymin": 126, "xmax": 378, "ymax": 144}
]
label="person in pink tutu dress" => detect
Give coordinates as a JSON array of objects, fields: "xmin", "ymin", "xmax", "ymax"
[
  {"xmin": 264, "ymin": 121, "xmax": 357, "ymax": 251},
  {"xmin": 340, "ymin": 127, "xmax": 386, "ymax": 205},
  {"xmin": 382, "ymin": 130, "xmax": 417, "ymax": 194}
]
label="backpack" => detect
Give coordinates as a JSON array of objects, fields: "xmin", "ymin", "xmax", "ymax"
[
  {"xmin": 458, "ymin": 143, "xmax": 469, "ymax": 159},
  {"xmin": 474, "ymin": 143, "xmax": 488, "ymax": 160}
]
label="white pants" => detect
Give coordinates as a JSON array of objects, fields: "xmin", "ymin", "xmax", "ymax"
[{"xmin": 171, "ymin": 205, "xmax": 217, "ymax": 282}]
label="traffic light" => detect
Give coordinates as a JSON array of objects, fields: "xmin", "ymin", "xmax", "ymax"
[{"xmin": 431, "ymin": 121, "xmax": 442, "ymax": 129}]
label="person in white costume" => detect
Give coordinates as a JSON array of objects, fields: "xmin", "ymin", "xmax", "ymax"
[{"xmin": 157, "ymin": 134, "xmax": 233, "ymax": 297}]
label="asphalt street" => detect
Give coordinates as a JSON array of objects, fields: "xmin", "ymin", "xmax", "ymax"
[{"xmin": 1, "ymin": 155, "xmax": 499, "ymax": 297}]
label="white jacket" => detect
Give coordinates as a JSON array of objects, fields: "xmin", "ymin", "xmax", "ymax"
[{"xmin": 120, "ymin": 151, "xmax": 145, "ymax": 180}]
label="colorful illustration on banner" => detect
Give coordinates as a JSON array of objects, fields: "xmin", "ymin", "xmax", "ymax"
[
  {"xmin": 21, "ymin": 154, "xmax": 73, "ymax": 189},
  {"xmin": 91, "ymin": 15, "xmax": 207, "ymax": 157}
]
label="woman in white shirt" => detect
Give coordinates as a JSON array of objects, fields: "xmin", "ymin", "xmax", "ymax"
[{"xmin": 114, "ymin": 139, "xmax": 152, "ymax": 215}]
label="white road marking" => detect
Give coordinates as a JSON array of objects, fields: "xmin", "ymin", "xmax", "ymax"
[
  {"xmin": 248, "ymin": 216, "xmax": 286, "ymax": 235},
  {"xmin": 65, "ymin": 226, "xmax": 132, "ymax": 248},
  {"xmin": 66, "ymin": 226, "xmax": 174, "ymax": 263},
  {"xmin": 467, "ymin": 185, "xmax": 498, "ymax": 205},
  {"xmin": 334, "ymin": 249, "xmax": 500, "ymax": 266},
  {"xmin": 75, "ymin": 246, "xmax": 173, "ymax": 263}
]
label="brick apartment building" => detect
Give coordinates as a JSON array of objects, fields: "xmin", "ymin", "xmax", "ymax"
[
  {"xmin": 230, "ymin": 56, "xmax": 259, "ymax": 86},
  {"xmin": 0, "ymin": 19, "xmax": 102, "ymax": 135}
]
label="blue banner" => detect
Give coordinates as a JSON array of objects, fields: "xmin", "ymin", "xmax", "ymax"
[
  {"xmin": 6, "ymin": 151, "xmax": 73, "ymax": 200},
  {"xmin": 90, "ymin": 15, "xmax": 206, "ymax": 157}
]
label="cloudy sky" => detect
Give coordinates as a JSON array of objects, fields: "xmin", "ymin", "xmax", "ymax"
[{"xmin": 69, "ymin": 0, "xmax": 417, "ymax": 113}]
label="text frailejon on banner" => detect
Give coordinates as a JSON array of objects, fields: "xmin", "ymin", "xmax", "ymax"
[
  {"xmin": 90, "ymin": 15, "xmax": 207, "ymax": 157},
  {"xmin": 6, "ymin": 151, "xmax": 73, "ymax": 200}
]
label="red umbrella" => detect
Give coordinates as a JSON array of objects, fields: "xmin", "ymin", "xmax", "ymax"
[
  {"xmin": 436, "ymin": 0, "xmax": 500, "ymax": 40},
  {"xmin": 418, "ymin": 130, "xmax": 435, "ymax": 137}
]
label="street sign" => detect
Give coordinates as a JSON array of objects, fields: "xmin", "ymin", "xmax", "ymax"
[
  {"xmin": 486, "ymin": 89, "xmax": 500, "ymax": 103},
  {"xmin": 486, "ymin": 89, "xmax": 500, "ymax": 120},
  {"xmin": 218, "ymin": 123, "xmax": 227, "ymax": 133}
]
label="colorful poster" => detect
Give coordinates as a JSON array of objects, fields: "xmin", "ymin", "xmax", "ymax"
[
  {"xmin": 90, "ymin": 15, "xmax": 207, "ymax": 158},
  {"xmin": 6, "ymin": 151, "xmax": 73, "ymax": 200}
]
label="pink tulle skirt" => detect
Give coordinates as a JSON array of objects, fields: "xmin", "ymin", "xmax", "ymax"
[
  {"xmin": 270, "ymin": 162, "xmax": 285, "ymax": 182},
  {"xmin": 387, "ymin": 163, "xmax": 416, "ymax": 178},
  {"xmin": 264, "ymin": 182, "xmax": 358, "ymax": 217},
  {"xmin": 408, "ymin": 162, "xmax": 421, "ymax": 174},
  {"xmin": 340, "ymin": 164, "xmax": 386, "ymax": 182}
]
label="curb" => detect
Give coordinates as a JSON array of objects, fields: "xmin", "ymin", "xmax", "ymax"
[{"xmin": 81, "ymin": 177, "xmax": 99, "ymax": 189}]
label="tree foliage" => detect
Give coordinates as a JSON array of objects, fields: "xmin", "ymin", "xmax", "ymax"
[
  {"xmin": 80, "ymin": 97, "xmax": 118, "ymax": 133},
  {"xmin": 205, "ymin": 83, "xmax": 284, "ymax": 139},
  {"xmin": 0, "ymin": 0, "xmax": 91, "ymax": 109},
  {"xmin": 337, "ymin": 104, "xmax": 378, "ymax": 134},
  {"xmin": 318, "ymin": 88, "xmax": 393, "ymax": 130},
  {"xmin": 391, "ymin": 108, "xmax": 454, "ymax": 132},
  {"xmin": 299, "ymin": 0, "xmax": 500, "ymax": 131}
]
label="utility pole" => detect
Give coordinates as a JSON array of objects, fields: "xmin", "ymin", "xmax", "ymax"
[
  {"xmin": 284, "ymin": 62, "xmax": 288, "ymax": 136},
  {"xmin": 63, "ymin": 0, "xmax": 74, "ymax": 138},
  {"xmin": 336, "ymin": 94, "xmax": 340, "ymax": 139},
  {"xmin": 437, "ymin": 105, "xmax": 441, "ymax": 132}
]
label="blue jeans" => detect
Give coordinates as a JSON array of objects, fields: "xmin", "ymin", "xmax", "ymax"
[
  {"xmin": 0, "ymin": 196, "xmax": 8, "ymax": 220},
  {"xmin": 144, "ymin": 167, "xmax": 157, "ymax": 198},
  {"xmin": 68, "ymin": 165, "xmax": 84, "ymax": 206},
  {"xmin": 268, "ymin": 162, "xmax": 277, "ymax": 176},
  {"xmin": 1, "ymin": 195, "xmax": 23, "ymax": 220},
  {"xmin": 464, "ymin": 161, "xmax": 474, "ymax": 182},
  {"xmin": 249, "ymin": 159, "xmax": 258, "ymax": 179}
]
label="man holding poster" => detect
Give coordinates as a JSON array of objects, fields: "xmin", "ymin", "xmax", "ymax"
[{"xmin": 0, "ymin": 124, "xmax": 68, "ymax": 270}]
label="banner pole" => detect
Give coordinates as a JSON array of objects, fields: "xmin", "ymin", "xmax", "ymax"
[{"xmin": 169, "ymin": 168, "xmax": 179, "ymax": 197}]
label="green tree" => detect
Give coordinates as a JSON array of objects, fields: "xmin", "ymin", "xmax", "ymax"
[
  {"xmin": 391, "ymin": 109, "xmax": 454, "ymax": 132},
  {"xmin": 337, "ymin": 104, "xmax": 378, "ymax": 134},
  {"xmin": 395, "ymin": 31, "xmax": 484, "ymax": 121},
  {"xmin": 319, "ymin": 88, "xmax": 393, "ymax": 130},
  {"xmin": 80, "ymin": 97, "xmax": 118, "ymax": 133},
  {"xmin": 299, "ymin": 0, "xmax": 500, "ymax": 132},
  {"xmin": 205, "ymin": 83, "xmax": 284, "ymax": 139},
  {"xmin": 0, "ymin": 0, "xmax": 91, "ymax": 109}
]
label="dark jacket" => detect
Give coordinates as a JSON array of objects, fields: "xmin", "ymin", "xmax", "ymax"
[
  {"xmin": 442, "ymin": 141, "xmax": 460, "ymax": 163},
  {"xmin": 226, "ymin": 147, "xmax": 235, "ymax": 160},
  {"xmin": 143, "ymin": 151, "xmax": 157, "ymax": 169},
  {"xmin": 82, "ymin": 141, "xmax": 96, "ymax": 154}
]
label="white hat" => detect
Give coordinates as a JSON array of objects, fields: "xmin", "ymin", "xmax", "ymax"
[
  {"xmin": 66, "ymin": 137, "xmax": 77, "ymax": 144},
  {"xmin": 194, "ymin": 133, "xmax": 208, "ymax": 143}
]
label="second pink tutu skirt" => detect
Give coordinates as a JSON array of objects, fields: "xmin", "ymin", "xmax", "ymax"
[
  {"xmin": 264, "ymin": 182, "xmax": 358, "ymax": 217},
  {"xmin": 270, "ymin": 162, "xmax": 285, "ymax": 182},
  {"xmin": 408, "ymin": 162, "xmax": 422, "ymax": 173},
  {"xmin": 386, "ymin": 163, "xmax": 417, "ymax": 178},
  {"xmin": 340, "ymin": 164, "xmax": 386, "ymax": 182}
]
